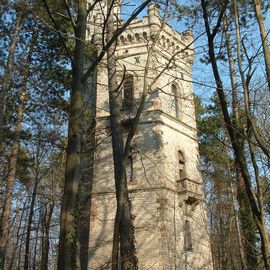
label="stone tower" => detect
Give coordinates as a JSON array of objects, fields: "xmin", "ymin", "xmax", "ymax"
[{"xmin": 88, "ymin": 2, "xmax": 213, "ymax": 269}]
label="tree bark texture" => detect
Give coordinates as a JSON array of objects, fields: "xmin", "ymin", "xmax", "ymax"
[
  {"xmin": 253, "ymin": 0, "xmax": 270, "ymax": 93},
  {"xmin": 237, "ymin": 171, "xmax": 258, "ymax": 269},
  {"xmin": 41, "ymin": 202, "xmax": 54, "ymax": 270},
  {"xmin": 224, "ymin": 16, "xmax": 251, "ymax": 270},
  {"xmin": 78, "ymin": 54, "xmax": 97, "ymax": 270},
  {"xmin": 57, "ymin": 1, "xmax": 87, "ymax": 269},
  {"xmin": 24, "ymin": 177, "xmax": 39, "ymax": 270},
  {"xmin": 106, "ymin": 1, "xmax": 138, "ymax": 269}
]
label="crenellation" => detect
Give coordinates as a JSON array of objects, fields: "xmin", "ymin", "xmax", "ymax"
[
  {"xmin": 111, "ymin": 9, "xmax": 193, "ymax": 61},
  {"xmin": 116, "ymin": 27, "xmax": 189, "ymax": 57}
]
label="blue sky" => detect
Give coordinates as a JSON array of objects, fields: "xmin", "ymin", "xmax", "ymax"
[{"xmin": 121, "ymin": 0, "xmax": 270, "ymax": 105}]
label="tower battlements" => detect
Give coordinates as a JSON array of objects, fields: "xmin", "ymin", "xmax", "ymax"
[
  {"xmin": 87, "ymin": 3, "xmax": 194, "ymax": 64},
  {"xmin": 116, "ymin": 4, "xmax": 194, "ymax": 65}
]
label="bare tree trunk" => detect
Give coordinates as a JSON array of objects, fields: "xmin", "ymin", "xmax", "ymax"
[
  {"xmin": 106, "ymin": 1, "xmax": 138, "ymax": 269},
  {"xmin": 32, "ymin": 206, "xmax": 41, "ymax": 270},
  {"xmin": 236, "ymin": 170, "xmax": 258, "ymax": 269},
  {"xmin": 235, "ymin": 3, "xmax": 270, "ymax": 162},
  {"xmin": 201, "ymin": 0, "xmax": 270, "ymax": 268},
  {"xmin": 223, "ymin": 17, "xmax": 248, "ymax": 270},
  {"xmin": 0, "ymin": 13, "xmax": 22, "ymax": 135},
  {"xmin": 230, "ymin": 183, "xmax": 247, "ymax": 269},
  {"xmin": 24, "ymin": 179, "xmax": 39, "ymax": 270},
  {"xmin": 17, "ymin": 205, "xmax": 28, "ymax": 270},
  {"xmin": 224, "ymin": 15, "xmax": 258, "ymax": 268},
  {"xmin": 57, "ymin": 1, "xmax": 87, "ymax": 269},
  {"xmin": 223, "ymin": 15, "xmax": 239, "ymax": 121},
  {"xmin": 253, "ymin": 0, "xmax": 270, "ymax": 92},
  {"xmin": 233, "ymin": 0, "xmax": 270, "ymax": 267},
  {"xmin": 0, "ymin": 32, "xmax": 34, "ymax": 269},
  {"xmin": 41, "ymin": 202, "xmax": 54, "ymax": 270},
  {"xmin": 8, "ymin": 199, "xmax": 27, "ymax": 270},
  {"xmin": 78, "ymin": 51, "xmax": 97, "ymax": 270}
]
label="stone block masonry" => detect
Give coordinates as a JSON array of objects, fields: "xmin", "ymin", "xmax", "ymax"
[{"xmin": 87, "ymin": 2, "xmax": 213, "ymax": 269}]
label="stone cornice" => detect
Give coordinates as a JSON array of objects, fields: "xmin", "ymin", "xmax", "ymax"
[{"xmin": 96, "ymin": 109, "xmax": 198, "ymax": 142}]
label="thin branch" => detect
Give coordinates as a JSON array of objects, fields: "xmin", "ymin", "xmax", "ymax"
[
  {"xmin": 211, "ymin": 0, "xmax": 229, "ymax": 40},
  {"xmin": 87, "ymin": 0, "xmax": 103, "ymax": 15},
  {"xmin": 63, "ymin": 0, "xmax": 76, "ymax": 29},
  {"xmin": 42, "ymin": 0, "xmax": 74, "ymax": 67},
  {"xmin": 82, "ymin": 0, "xmax": 152, "ymax": 83}
]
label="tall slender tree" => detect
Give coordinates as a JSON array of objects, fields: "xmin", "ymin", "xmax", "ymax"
[
  {"xmin": 0, "ymin": 30, "xmax": 35, "ymax": 270},
  {"xmin": 252, "ymin": 0, "xmax": 270, "ymax": 92},
  {"xmin": 0, "ymin": 6, "xmax": 23, "ymax": 138},
  {"xmin": 201, "ymin": 0, "xmax": 270, "ymax": 267}
]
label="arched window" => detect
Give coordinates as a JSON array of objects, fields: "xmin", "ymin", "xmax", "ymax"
[
  {"xmin": 119, "ymin": 35, "xmax": 125, "ymax": 45},
  {"xmin": 127, "ymin": 34, "xmax": 133, "ymax": 43},
  {"xmin": 167, "ymin": 38, "xmax": 170, "ymax": 48},
  {"xmin": 162, "ymin": 35, "xmax": 166, "ymax": 47},
  {"xmin": 171, "ymin": 42, "xmax": 175, "ymax": 51},
  {"xmin": 143, "ymin": 32, "xmax": 148, "ymax": 40},
  {"xmin": 122, "ymin": 74, "xmax": 134, "ymax": 110},
  {"xmin": 135, "ymin": 33, "xmax": 141, "ymax": 42},
  {"xmin": 172, "ymin": 84, "xmax": 180, "ymax": 119}
]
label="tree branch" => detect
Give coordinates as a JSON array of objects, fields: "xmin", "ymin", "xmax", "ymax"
[
  {"xmin": 63, "ymin": 0, "xmax": 76, "ymax": 30},
  {"xmin": 211, "ymin": 0, "xmax": 229, "ymax": 40},
  {"xmin": 42, "ymin": 0, "xmax": 74, "ymax": 67},
  {"xmin": 82, "ymin": 0, "xmax": 152, "ymax": 84}
]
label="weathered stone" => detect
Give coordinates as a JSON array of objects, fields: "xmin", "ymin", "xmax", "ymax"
[{"xmin": 88, "ymin": 2, "xmax": 213, "ymax": 269}]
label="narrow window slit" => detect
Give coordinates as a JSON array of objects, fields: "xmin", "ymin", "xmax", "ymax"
[{"xmin": 184, "ymin": 220, "xmax": 193, "ymax": 252}]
